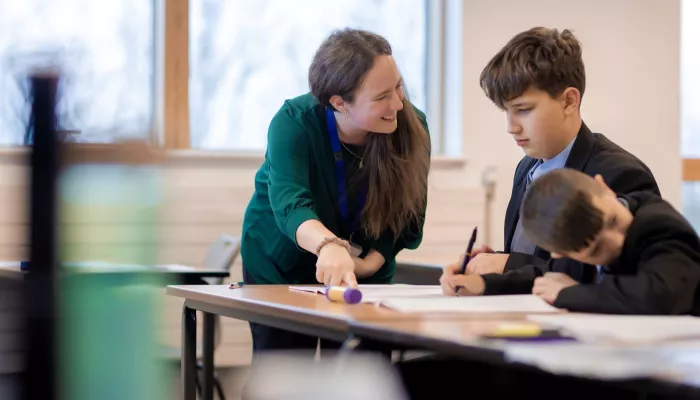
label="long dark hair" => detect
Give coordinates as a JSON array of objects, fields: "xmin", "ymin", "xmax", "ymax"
[{"xmin": 309, "ymin": 28, "xmax": 430, "ymax": 240}]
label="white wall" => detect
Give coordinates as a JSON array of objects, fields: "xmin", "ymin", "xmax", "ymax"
[
  {"xmin": 459, "ymin": 0, "xmax": 681, "ymax": 246},
  {"xmin": 0, "ymin": 152, "xmax": 486, "ymax": 367}
]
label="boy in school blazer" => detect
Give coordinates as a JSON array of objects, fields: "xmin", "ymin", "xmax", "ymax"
[
  {"xmin": 441, "ymin": 27, "xmax": 660, "ymax": 296},
  {"xmin": 444, "ymin": 169, "xmax": 700, "ymax": 315},
  {"xmin": 522, "ymin": 169, "xmax": 700, "ymax": 315},
  {"xmin": 426, "ymin": 170, "xmax": 699, "ymax": 400}
]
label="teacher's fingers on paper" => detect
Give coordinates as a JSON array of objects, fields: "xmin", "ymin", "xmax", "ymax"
[
  {"xmin": 343, "ymin": 271, "xmax": 358, "ymax": 288},
  {"xmin": 316, "ymin": 268, "xmax": 325, "ymax": 285},
  {"xmin": 329, "ymin": 270, "xmax": 343, "ymax": 287}
]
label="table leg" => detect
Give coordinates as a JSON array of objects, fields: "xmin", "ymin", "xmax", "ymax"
[
  {"xmin": 340, "ymin": 334, "xmax": 361, "ymax": 354},
  {"xmin": 182, "ymin": 304, "xmax": 197, "ymax": 400},
  {"xmin": 203, "ymin": 312, "xmax": 215, "ymax": 400}
]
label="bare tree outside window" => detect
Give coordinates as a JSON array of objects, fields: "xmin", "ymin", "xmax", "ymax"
[
  {"xmin": 0, "ymin": 0, "xmax": 154, "ymax": 145},
  {"xmin": 189, "ymin": 0, "xmax": 428, "ymax": 150}
]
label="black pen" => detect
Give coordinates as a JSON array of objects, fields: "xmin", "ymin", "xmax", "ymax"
[{"xmin": 454, "ymin": 227, "xmax": 478, "ymax": 295}]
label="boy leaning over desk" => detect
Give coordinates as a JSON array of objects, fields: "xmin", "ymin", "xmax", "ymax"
[{"xmin": 443, "ymin": 168, "xmax": 700, "ymax": 316}]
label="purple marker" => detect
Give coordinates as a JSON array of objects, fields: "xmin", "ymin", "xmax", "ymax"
[{"xmin": 325, "ymin": 286, "xmax": 363, "ymax": 304}]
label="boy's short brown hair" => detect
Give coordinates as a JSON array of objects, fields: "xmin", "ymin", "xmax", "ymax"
[
  {"xmin": 521, "ymin": 169, "xmax": 604, "ymax": 253},
  {"xmin": 480, "ymin": 27, "xmax": 586, "ymax": 109}
]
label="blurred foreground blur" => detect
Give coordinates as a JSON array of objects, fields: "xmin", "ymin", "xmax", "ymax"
[
  {"xmin": 244, "ymin": 352, "xmax": 408, "ymax": 400},
  {"xmin": 0, "ymin": 72, "xmax": 171, "ymax": 400}
]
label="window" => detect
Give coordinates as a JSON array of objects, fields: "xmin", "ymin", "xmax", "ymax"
[
  {"xmin": 189, "ymin": 0, "xmax": 429, "ymax": 151},
  {"xmin": 0, "ymin": 0, "xmax": 155, "ymax": 145},
  {"xmin": 682, "ymin": 0, "xmax": 700, "ymax": 159},
  {"xmin": 681, "ymin": 0, "xmax": 700, "ymax": 230}
]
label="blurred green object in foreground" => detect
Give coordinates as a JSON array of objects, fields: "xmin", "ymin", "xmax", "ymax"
[
  {"xmin": 61, "ymin": 272, "xmax": 168, "ymax": 400},
  {"xmin": 58, "ymin": 157, "xmax": 169, "ymax": 400}
]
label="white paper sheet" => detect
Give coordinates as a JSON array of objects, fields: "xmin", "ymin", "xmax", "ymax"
[
  {"xmin": 288, "ymin": 285, "xmax": 444, "ymax": 303},
  {"xmin": 288, "ymin": 286, "xmax": 325, "ymax": 294},
  {"xmin": 359, "ymin": 285, "xmax": 444, "ymax": 303},
  {"xmin": 379, "ymin": 294, "xmax": 561, "ymax": 313},
  {"xmin": 527, "ymin": 314, "xmax": 700, "ymax": 343}
]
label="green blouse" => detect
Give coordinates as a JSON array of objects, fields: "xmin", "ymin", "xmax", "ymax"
[{"xmin": 241, "ymin": 93, "xmax": 430, "ymax": 284}]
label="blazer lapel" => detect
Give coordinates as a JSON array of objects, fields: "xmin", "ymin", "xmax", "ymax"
[{"xmin": 564, "ymin": 121, "xmax": 595, "ymax": 171}]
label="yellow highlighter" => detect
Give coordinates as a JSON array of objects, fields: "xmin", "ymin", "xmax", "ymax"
[
  {"xmin": 484, "ymin": 323, "xmax": 575, "ymax": 342},
  {"xmin": 488, "ymin": 322, "xmax": 543, "ymax": 337}
]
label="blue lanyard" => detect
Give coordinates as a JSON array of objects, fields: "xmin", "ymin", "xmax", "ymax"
[{"xmin": 325, "ymin": 107, "xmax": 366, "ymax": 238}]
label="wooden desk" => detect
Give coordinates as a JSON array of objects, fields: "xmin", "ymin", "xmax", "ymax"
[
  {"xmin": 167, "ymin": 285, "xmax": 700, "ymax": 400},
  {"xmin": 167, "ymin": 285, "xmax": 543, "ymax": 400},
  {"xmin": 350, "ymin": 316, "xmax": 700, "ymax": 399},
  {"xmin": 167, "ymin": 285, "xmax": 382, "ymax": 343},
  {"xmin": 350, "ymin": 319, "xmax": 516, "ymax": 364},
  {"xmin": 166, "ymin": 284, "xmax": 421, "ymax": 400},
  {"xmin": 166, "ymin": 284, "xmax": 520, "ymax": 341},
  {"xmin": 167, "ymin": 285, "xmax": 292, "ymax": 400}
]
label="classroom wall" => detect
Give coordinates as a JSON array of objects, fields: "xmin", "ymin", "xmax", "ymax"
[
  {"xmin": 0, "ymin": 152, "xmax": 486, "ymax": 367},
  {"xmin": 460, "ymin": 0, "xmax": 682, "ymax": 246}
]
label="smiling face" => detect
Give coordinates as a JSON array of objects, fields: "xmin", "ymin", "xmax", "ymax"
[
  {"xmin": 330, "ymin": 55, "xmax": 405, "ymax": 136},
  {"xmin": 503, "ymin": 86, "xmax": 581, "ymax": 160}
]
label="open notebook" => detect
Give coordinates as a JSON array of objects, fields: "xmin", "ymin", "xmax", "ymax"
[
  {"xmin": 378, "ymin": 295, "xmax": 561, "ymax": 313},
  {"xmin": 289, "ymin": 286, "xmax": 561, "ymax": 313}
]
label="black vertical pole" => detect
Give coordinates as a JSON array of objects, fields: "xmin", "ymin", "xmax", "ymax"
[{"xmin": 23, "ymin": 73, "xmax": 60, "ymax": 400}]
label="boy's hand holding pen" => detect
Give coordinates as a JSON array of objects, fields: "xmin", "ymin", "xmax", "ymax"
[{"xmin": 440, "ymin": 227, "xmax": 487, "ymax": 296}]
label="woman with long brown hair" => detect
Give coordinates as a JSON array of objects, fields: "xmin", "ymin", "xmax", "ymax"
[{"xmin": 240, "ymin": 28, "xmax": 431, "ymax": 354}]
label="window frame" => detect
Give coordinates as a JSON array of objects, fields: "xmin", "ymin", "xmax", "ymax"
[
  {"xmin": 0, "ymin": 0, "xmax": 465, "ymax": 163},
  {"xmin": 160, "ymin": 0, "xmax": 461, "ymax": 156}
]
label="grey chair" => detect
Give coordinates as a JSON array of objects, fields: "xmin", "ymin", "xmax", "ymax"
[
  {"xmin": 392, "ymin": 261, "xmax": 443, "ymax": 285},
  {"xmin": 162, "ymin": 233, "xmax": 241, "ymax": 400},
  {"xmin": 200, "ymin": 233, "xmax": 241, "ymax": 355}
]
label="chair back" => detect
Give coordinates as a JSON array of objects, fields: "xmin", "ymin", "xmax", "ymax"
[{"xmin": 201, "ymin": 233, "xmax": 241, "ymax": 285}]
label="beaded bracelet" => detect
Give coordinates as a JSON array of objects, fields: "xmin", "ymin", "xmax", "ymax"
[{"xmin": 315, "ymin": 236, "xmax": 351, "ymax": 256}]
